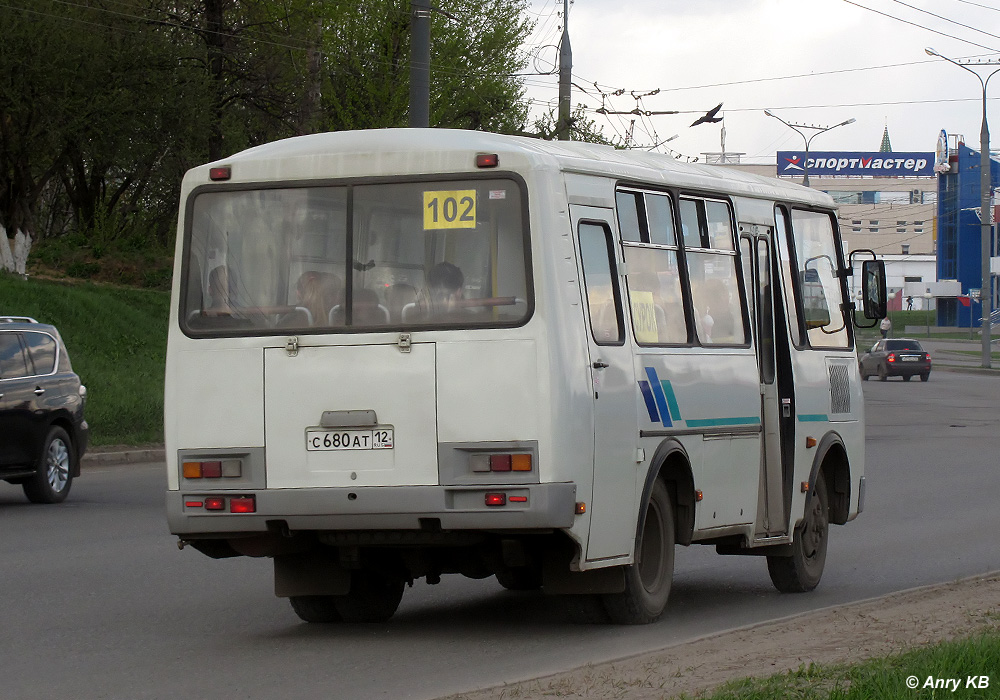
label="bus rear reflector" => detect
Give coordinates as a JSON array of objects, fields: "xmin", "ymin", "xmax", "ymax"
[{"xmin": 229, "ymin": 497, "xmax": 256, "ymax": 513}]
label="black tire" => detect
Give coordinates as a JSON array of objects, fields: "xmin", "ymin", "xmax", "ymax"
[
  {"xmin": 289, "ymin": 595, "xmax": 343, "ymax": 623},
  {"xmin": 333, "ymin": 570, "xmax": 405, "ymax": 623},
  {"xmin": 767, "ymin": 474, "xmax": 829, "ymax": 593},
  {"xmin": 602, "ymin": 479, "xmax": 675, "ymax": 624},
  {"xmin": 920, "ymin": 373, "xmax": 930, "ymax": 382},
  {"xmin": 496, "ymin": 566, "xmax": 543, "ymax": 591},
  {"xmin": 878, "ymin": 364, "xmax": 888, "ymax": 381},
  {"xmin": 22, "ymin": 426, "xmax": 74, "ymax": 504}
]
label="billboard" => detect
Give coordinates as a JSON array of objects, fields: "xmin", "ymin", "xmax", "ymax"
[{"xmin": 777, "ymin": 151, "xmax": 934, "ymax": 178}]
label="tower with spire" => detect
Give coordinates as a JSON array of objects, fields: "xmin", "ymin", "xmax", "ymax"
[{"xmin": 880, "ymin": 124, "xmax": 892, "ymax": 152}]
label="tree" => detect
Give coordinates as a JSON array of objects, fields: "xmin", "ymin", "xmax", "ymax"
[{"xmin": 321, "ymin": 0, "xmax": 532, "ymax": 133}]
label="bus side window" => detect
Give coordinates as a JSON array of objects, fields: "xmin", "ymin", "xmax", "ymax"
[{"xmin": 579, "ymin": 222, "xmax": 624, "ymax": 345}]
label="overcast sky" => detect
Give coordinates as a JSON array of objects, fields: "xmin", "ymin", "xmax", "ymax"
[{"xmin": 521, "ymin": 0, "xmax": 1000, "ymax": 164}]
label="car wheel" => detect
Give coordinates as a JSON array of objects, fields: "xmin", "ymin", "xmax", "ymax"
[
  {"xmin": 23, "ymin": 426, "xmax": 75, "ymax": 504},
  {"xmin": 878, "ymin": 364, "xmax": 888, "ymax": 382},
  {"xmin": 920, "ymin": 373, "xmax": 930, "ymax": 382},
  {"xmin": 767, "ymin": 474, "xmax": 829, "ymax": 593}
]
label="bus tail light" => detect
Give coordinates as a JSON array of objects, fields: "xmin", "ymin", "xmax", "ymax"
[
  {"xmin": 229, "ymin": 497, "xmax": 256, "ymax": 513},
  {"xmin": 485, "ymin": 493, "xmax": 506, "ymax": 506},
  {"xmin": 183, "ymin": 459, "xmax": 243, "ymax": 479},
  {"xmin": 205, "ymin": 497, "xmax": 225, "ymax": 511},
  {"xmin": 469, "ymin": 453, "xmax": 533, "ymax": 473}
]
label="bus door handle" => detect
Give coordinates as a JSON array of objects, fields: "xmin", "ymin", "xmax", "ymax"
[
  {"xmin": 592, "ymin": 360, "xmax": 609, "ymax": 369},
  {"xmin": 781, "ymin": 398, "xmax": 791, "ymax": 418}
]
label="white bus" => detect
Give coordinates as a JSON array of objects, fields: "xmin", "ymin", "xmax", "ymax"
[{"xmin": 165, "ymin": 129, "xmax": 886, "ymax": 624}]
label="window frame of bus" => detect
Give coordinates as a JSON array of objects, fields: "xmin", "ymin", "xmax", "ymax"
[
  {"xmin": 677, "ymin": 194, "xmax": 751, "ymax": 348},
  {"xmin": 776, "ymin": 204, "xmax": 852, "ymax": 350},
  {"xmin": 178, "ymin": 173, "xmax": 534, "ymax": 338},
  {"xmin": 615, "ymin": 187, "xmax": 691, "ymax": 346},
  {"xmin": 578, "ymin": 219, "xmax": 626, "ymax": 346}
]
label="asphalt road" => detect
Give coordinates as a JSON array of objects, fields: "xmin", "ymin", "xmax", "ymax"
[{"xmin": 2, "ymin": 369, "xmax": 999, "ymax": 700}]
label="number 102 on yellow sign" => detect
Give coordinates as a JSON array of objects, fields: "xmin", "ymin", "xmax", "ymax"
[{"xmin": 423, "ymin": 190, "xmax": 477, "ymax": 229}]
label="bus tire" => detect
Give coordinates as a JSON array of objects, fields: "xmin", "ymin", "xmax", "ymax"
[
  {"xmin": 496, "ymin": 567, "xmax": 543, "ymax": 591},
  {"xmin": 602, "ymin": 479, "xmax": 675, "ymax": 624},
  {"xmin": 333, "ymin": 570, "xmax": 405, "ymax": 623},
  {"xmin": 289, "ymin": 595, "xmax": 343, "ymax": 623},
  {"xmin": 767, "ymin": 474, "xmax": 829, "ymax": 593}
]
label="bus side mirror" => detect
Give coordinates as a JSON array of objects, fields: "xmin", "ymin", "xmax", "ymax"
[{"xmin": 861, "ymin": 260, "xmax": 887, "ymax": 320}]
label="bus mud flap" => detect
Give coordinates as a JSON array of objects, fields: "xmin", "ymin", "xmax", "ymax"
[{"xmin": 274, "ymin": 553, "xmax": 351, "ymax": 598}]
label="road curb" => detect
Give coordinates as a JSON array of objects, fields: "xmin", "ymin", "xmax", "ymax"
[{"xmin": 82, "ymin": 446, "xmax": 165, "ymax": 468}]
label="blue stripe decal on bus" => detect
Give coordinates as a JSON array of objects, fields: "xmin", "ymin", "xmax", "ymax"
[
  {"xmin": 685, "ymin": 416, "xmax": 761, "ymax": 428},
  {"xmin": 660, "ymin": 380, "xmax": 682, "ymax": 421},
  {"xmin": 644, "ymin": 367, "xmax": 673, "ymax": 427},
  {"xmin": 638, "ymin": 381, "xmax": 660, "ymax": 423},
  {"xmin": 798, "ymin": 414, "xmax": 829, "ymax": 422}
]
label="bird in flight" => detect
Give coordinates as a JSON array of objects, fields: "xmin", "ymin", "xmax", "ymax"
[{"xmin": 690, "ymin": 103, "xmax": 723, "ymax": 127}]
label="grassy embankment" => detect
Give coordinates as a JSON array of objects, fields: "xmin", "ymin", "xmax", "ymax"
[
  {"xmin": 693, "ymin": 630, "xmax": 999, "ymax": 700},
  {"xmin": 1, "ymin": 273, "xmax": 168, "ymax": 446}
]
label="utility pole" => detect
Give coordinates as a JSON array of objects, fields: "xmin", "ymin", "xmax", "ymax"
[
  {"xmin": 557, "ymin": 0, "xmax": 572, "ymax": 140},
  {"xmin": 409, "ymin": 0, "xmax": 431, "ymax": 128},
  {"xmin": 926, "ymin": 48, "xmax": 999, "ymax": 368}
]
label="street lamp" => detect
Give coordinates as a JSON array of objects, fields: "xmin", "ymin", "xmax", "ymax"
[
  {"xmin": 925, "ymin": 47, "xmax": 999, "ymax": 369},
  {"xmin": 764, "ymin": 110, "xmax": 856, "ymax": 186}
]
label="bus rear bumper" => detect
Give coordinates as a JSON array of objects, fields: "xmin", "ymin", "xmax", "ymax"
[{"xmin": 167, "ymin": 482, "xmax": 578, "ymax": 535}]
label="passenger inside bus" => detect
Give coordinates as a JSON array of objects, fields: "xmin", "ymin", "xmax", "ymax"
[{"xmin": 412, "ymin": 261, "xmax": 465, "ymax": 321}]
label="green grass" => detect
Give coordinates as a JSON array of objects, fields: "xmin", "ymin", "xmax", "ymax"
[
  {"xmin": 685, "ymin": 631, "xmax": 1000, "ymax": 700},
  {"xmin": 1, "ymin": 272, "xmax": 169, "ymax": 445}
]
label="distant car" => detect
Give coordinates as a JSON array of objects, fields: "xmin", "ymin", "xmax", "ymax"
[
  {"xmin": 859, "ymin": 338, "xmax": 932, "ymax": 382},
  {"xmin": 0, "ymin": 316, "xmax": 88, "ymax": 502}
]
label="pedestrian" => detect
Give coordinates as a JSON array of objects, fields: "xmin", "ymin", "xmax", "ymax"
[
  {"xmin": 880, "ymin": 316, "xmax": 892, "ymax": 338},
  {"xmin": 906, "ymin": 295, "xmax": 913, "ymax": 310}
]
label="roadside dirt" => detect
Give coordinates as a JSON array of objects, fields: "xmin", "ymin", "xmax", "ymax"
[{"xmin": 444, "ymin": 572, "xmax": 1000, "ymax": 699}]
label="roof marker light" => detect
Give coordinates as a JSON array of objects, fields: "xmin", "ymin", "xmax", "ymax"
[
  {"xmin": 475, "ymin": 153, "xmax": 499, "ymax": 168},
  {"xmin": 209, "ymin": 166, "xmax": 231, "ymax": 181}
]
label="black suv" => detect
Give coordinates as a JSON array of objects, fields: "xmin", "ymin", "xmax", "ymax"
[{"xmin": 0, "ymin": 317, "xmax": 88, "ymax": 502}]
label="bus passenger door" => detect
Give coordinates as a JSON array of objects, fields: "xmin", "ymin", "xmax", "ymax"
[
  {"xmin": 740, "ymin": 230, "xmax": 787, "ymax": 539},
  {"xmin": 573, "ymin": 207, "xmax": 639, "ymax": 561}
]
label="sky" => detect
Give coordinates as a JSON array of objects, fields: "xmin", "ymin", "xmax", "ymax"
[{"xmin": 520, "ymin": 0, "xmax": 1000, "ymax": 164}]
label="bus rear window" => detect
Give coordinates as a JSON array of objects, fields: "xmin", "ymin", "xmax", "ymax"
[{"xmin": 182, "ymin": 178, "xmax": 530, "ymax": 334}]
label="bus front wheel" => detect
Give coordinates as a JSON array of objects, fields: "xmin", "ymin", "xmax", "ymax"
[
  {"xmin": 603, "ymin": 479, "xmax": 675, "ymax": 624},
  {"xmin": 767, "ymin": 474, "xmax": 829, "ymax": 593}
]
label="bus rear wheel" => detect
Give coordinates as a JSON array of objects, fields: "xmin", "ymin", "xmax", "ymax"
[
  {"xmin": 767, "ymin": 474, "xmax": 829, "ymax": 593},
  {"xmin": 334, "ymin": 570, "xmax": 405, "ymax": 623},
  {"xmin": 602, "ymin": 479, "xmax": 675, "ymax": 624}
]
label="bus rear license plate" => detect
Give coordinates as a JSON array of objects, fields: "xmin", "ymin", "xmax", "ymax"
[{"xmin": 306, "ymin": 429, "xmax": 394, "ymax": 451}]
